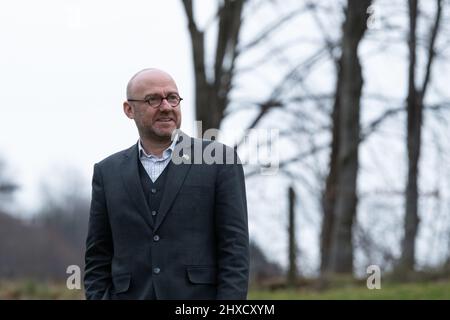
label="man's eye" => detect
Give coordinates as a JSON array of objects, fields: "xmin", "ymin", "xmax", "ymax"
[{"xmin": 147, "ymin": 96, "xmax": 161, "ymax": 103}]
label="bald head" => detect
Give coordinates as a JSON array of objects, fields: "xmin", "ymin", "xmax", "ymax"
[
  {"xmin": 126, "ymin": 68, "xmax": 178, "ymax": 100},
  {"xmin": 123, "ymin": 68, "xmax": 182, "ymax": 142}
]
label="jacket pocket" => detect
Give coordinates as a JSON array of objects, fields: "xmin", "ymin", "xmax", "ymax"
[
  {"xmin": 186, "ymin": 266, "xmax": 217, "ymax": 285},
  {"xmin": 112, "ymin": 273, "xmax": 131, "ymax": 293}
]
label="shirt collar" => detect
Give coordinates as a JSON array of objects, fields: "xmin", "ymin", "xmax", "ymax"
[{"xmin": 138, "ymin": 133, "xmax": 178, "ymax": 160}]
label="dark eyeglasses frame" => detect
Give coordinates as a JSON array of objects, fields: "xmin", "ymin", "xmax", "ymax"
[{"xmin": 128, "ymin": 94, "xmax": 183, "ymax": 108}]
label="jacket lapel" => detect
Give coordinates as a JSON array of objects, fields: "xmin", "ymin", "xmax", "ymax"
[
  {"xmin": 120, "ymin": 143, "xmax": 154, "ymax": 230},
  {"xmin": 154, "ymin": 133, "xmax": 193, "ymax": 232}
]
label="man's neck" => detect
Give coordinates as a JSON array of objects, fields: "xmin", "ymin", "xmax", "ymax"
[{"xmin": 140, "ymin": 136, "xmax": 173, "ymax": 158}]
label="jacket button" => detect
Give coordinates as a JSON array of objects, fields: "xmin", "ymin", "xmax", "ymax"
[
  {"xmin": 153, "ymin": 235, "xmax": 160, "ymax": 242},
  {"xmin": 153, "ymin": 267, "xmax": 160, "ymax": 274},
  {"xmin": 151, "ymin": 210, "xmax": 157, "ymax": 216},
  {"xmin": 151, "ymin": 188, "xmax": 157, "ymax": 194}
]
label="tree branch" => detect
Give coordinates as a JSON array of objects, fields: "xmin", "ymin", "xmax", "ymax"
[
  {"xmin": 244, "ymin": 143, "xmax": 329, "ymax": 179},
  {"xmin": 238, "ymin": 4, "xmax": 309, "ymax": 53},
  {"xmin": 421, "ymin": 0, "xmax": 443, "ymax": 99}
]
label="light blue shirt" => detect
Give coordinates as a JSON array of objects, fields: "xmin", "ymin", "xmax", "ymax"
[{"xmin": 138, "ymin": 134, "xmax": 178, "ymax": 182}]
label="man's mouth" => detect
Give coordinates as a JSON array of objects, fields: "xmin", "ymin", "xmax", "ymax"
[{"xmin": 156, "ymin": 118, "xmax": 174, "ymax": 123}]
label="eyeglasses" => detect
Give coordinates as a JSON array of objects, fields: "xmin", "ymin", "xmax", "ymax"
[{"xmin": 128, "ymin": 93, "xmax": 183, "ymax": 108}]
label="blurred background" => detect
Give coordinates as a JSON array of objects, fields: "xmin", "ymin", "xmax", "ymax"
[{"xmin": 1, "ymin": 0, "xmax": 450, "ymax": 299}]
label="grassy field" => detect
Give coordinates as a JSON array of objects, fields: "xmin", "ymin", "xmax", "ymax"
[
  {"xmin": 1, "ymin": 278, "xmax": 449, "ymax": 299},
  {"xmin": 0, "ymin": 280, "xmax": 85, "ymax": 300},
  {"xmin": 249, "ymin": 279, "xmax": 450, "ymax": 299}
]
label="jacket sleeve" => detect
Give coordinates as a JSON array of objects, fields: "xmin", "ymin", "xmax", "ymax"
[
  {"xmin": 84, "ymin": 163, "xmax": 113, "ymax": 300},
  {"xmin": 214, "ymin": 148, "xmax": 250, "ymax": 300}
]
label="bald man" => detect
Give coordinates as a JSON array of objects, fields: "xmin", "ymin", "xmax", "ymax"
[{"xmin": 84, "ymin": 69, "xmax": 249, "ymax": 300}]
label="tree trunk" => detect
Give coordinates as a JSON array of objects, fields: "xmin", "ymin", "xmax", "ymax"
[
  {"xmin": 399, "ymin": 0, "xmax": 442, "ymax": 273},
  {"xmin": 287, "ymin": 186, "xmax": 298, "ymax": 286},
  {"xmin": 181, "ymin": 0, "xmax": 245, "ymax": 136},
  {"xmin": 328, "ymin": 0, "xmax": 371, "ymax": 274},
  {"xmin": 400, "ymin": 0, "xmax": 420, "ymax": 272},
  {"xmin": 320, "ymin": 61, "xmax": 342, "ymax": 274}
]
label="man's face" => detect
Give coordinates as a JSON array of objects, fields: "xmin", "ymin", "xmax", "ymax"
[{"xmin": 124, "ymin": 70, "xmax": 182, "ymax": 141}]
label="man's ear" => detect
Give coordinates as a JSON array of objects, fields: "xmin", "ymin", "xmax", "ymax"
[{"xmin": 123, "ymin": 101, "xmax": 134, "ymax": 119}]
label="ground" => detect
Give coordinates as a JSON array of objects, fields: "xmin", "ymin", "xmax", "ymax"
[{"xmin": 0, "ymin": 278, "xmax": 449, "ymax": 299}]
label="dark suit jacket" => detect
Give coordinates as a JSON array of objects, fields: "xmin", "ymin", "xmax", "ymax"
[{"xmin": 84, "ymin": 133, "xmax": 249, "ymax": 299}]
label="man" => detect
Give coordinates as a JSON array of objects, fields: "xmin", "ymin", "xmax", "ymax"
[{"xmin": 84, "ymin": 68, "xmax": 249, "ymax": 299}]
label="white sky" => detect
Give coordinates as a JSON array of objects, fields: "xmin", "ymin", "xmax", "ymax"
[{"xmin": 0, "ymin": 0, "xmax": 199, "ymax": 213}]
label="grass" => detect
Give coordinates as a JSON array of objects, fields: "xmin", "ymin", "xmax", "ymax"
[
  {"xmin": 0, "ymin": 279, "xmax": 85, "ymax": 300},
  {"xmin": 249, "ymin": 278, "xmax": 450, "ymax": 300},
  {"xmin": 0, "ymin": 278, "xmax": 449, "ymax": 299}
]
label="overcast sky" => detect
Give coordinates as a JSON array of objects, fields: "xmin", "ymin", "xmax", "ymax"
[{"xmin": 0, "ymin": 0, "xmax": 206, "ymax": 213}]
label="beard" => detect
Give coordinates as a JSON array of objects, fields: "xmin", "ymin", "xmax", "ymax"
[{"xmin": 138, "ymin": 121, "xmax": 179, "ymax": 142}]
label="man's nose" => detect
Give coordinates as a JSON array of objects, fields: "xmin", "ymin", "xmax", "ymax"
[{"xmin": 158, "ymin": 98, "xmax": 172, "ymax": 110}]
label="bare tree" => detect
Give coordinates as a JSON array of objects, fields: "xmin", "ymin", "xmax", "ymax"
[
  {"xmin": 287, "ymin": 185, "xmax": 298, "ymax": 286},
  {"xmin": 34, "ymin": 167, "xmax": 90, "ymax": 258},
  {"xmin": 181, "ymin": 0, "xmax": 245, "ymax": 136},
  {"xmin": 181, "ymin": 0, "xmax": 310, "ymax": 136},
  {"xmin": 398, "ymin": 0, "xmax": 443, "ymax": 272},
  {"xmin": 0, "ymin": 157, "xmax": 18, "ymax": 209},
  {"xmin": 324, "ymin": 0, "xmax": 372, "ymax": 275}
]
